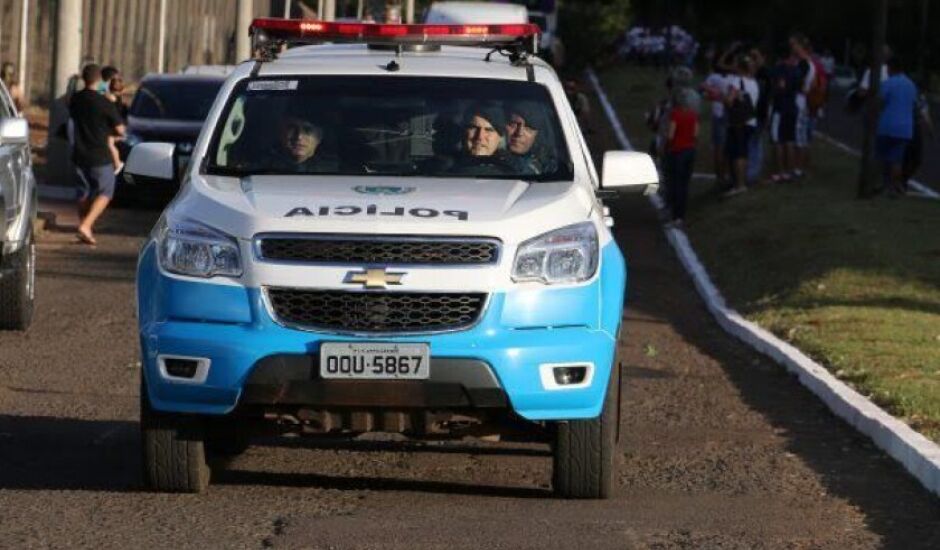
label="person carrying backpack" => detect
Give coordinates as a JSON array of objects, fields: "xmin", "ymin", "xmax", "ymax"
[{"xmin": 723, "ymin": 55, "xmax": 760, "ymax": 197}]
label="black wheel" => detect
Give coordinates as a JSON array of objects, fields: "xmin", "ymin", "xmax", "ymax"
[
  {"xmin": 552, "ymin": 360, "xmax": 621, "ymax": 499},
  {"xmin": 0, "ymin": 232, "xmax": 35, "ymax": 331},
  {"xmin": 140, "ymin": 384, "xmax": 211, "ymax": 493}
]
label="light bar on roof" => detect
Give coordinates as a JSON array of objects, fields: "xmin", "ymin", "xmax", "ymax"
[{"xmin": 249, "ymin": 18, "xmax": 541, "ymax": 55}]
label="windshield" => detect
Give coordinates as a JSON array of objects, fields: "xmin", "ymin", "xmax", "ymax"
[
  {"xmin": 130, "ymin": 79, "xmax": 224, "ymax": 121},
  {"xmin": 207, "ymin": 76, "xmax": 573, "ymax": 181}
]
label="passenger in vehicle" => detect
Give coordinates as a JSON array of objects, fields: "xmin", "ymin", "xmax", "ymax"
[
  {"xmin": 504, "ymin": 102, "xmax": 557, "ymax": 175},
  {"xmin": 268, "ymin": 109, "xmax": 338, "ymax": 173},
  {"xmin": 448, "ymin": 104, "xmax": 516, "ymax": 175}
]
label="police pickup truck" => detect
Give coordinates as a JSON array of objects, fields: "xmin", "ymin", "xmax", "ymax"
[{"xmin": 126, "ymin": 19, "xmax": 658, "ymax": 497}]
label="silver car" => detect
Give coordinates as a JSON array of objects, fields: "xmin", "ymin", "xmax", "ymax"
[{"xmin": 0, "ymin": 80, "xmax": 36, "ymax": 330}]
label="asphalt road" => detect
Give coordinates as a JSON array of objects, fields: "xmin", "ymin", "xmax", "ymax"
[{"xmin": 1, "ymin": 103, "xmax": 938, "ymax": 549}]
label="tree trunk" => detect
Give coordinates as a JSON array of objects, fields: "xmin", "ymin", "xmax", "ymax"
[{"xmin": 857, "ymin": 0, "xmax": 888, "ymax": 198}]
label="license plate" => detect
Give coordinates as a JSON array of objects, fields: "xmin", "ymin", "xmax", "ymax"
[{"xmin": 319, "ymin": 342, "xmax": 429, "ymax": 380}]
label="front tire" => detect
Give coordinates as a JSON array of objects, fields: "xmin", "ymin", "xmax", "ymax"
[
  {"xmin": 552, "ymin": 360, "xmax": 621, "ymax": 499},
  {"xmin": 0, "ymin": 233, "xmax": 35, "ymax": 330},
  {"xmin": 140, "ymin": 386, "xmax": 211, "ymax": 493}
]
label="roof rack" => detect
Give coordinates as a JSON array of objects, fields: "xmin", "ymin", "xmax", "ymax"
[{"xmin": 249, "ymin": 18, "xmax": 540, "ymax": 61}]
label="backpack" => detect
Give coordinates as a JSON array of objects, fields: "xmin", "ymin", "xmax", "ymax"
[
  {"xmin": 806, "ymin": 56, "xmax": 829, "ymax": 112},
  {"xmin": 727, "ymin": 79, "xmax": 755, "ymax": 128}
]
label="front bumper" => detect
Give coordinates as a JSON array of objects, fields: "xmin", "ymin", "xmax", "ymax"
[{"xmin": 137, "ymin": 242, "xmax": 627, "ymax": 421}]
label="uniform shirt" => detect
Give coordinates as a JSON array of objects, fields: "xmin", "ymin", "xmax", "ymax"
[
  {"xmin": 878, "ymin": 74, "xmax": 917, "ymax": 140},
  {"xmin": 69, "ymin": 88, "xmax": 122, "ymax": 168}
]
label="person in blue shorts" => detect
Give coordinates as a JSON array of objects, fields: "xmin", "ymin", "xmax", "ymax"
[{"xmin": 876, "ymin": 57, "xmax": 917, "ymax": 196}]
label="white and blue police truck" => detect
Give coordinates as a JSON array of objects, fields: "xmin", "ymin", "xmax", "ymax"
[{"xmin": 126, "ymin": 18, "xmax": 659, "ymax": 497}]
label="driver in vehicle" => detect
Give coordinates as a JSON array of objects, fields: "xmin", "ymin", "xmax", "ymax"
[
  {"xmin": 505, "ymin": 102, "xmax": 557, "ymax": 175},
  {"xmin": 268, "ymin": 108, "xmax": 338, "ymax": 172}
]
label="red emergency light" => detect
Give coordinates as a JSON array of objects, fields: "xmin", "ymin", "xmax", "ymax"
[{"xmin": 249, "ymin": 18, "xmax": 541, "ymax": 56}]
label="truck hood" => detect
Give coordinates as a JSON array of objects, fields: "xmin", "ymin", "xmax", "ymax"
[{"xmin": 172, "ymin": 175, "xmax": 596, "ymax": 243}]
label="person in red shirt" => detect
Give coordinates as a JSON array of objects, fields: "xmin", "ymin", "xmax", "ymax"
[{"xmin": 663, "ymin": 89, "xmax": 699, "ymax": 226}]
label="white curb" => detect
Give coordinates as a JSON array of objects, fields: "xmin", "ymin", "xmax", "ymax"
[
  {"xmin": 587, "ymin": 67, "xmax": 940, "ymax": 497},
  {"xmin": 814, "ymin": 131, "xmax": 940, "ymax": 200}
]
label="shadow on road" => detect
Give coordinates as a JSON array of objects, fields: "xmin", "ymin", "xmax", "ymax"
[
  {"xmin": 216, "ymin": 468, "xmax": 551, "ymax": 499},
  {"xmin": 0, "ymin": 415, "xmax": 139, "ymax": 492},
  {"xmin": 0, "ymin": 414, "xmax": 549, "ymax": 498}
]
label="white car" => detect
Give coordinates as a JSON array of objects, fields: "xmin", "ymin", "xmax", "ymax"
[
  {"xmin": 425, "ymin": 1, "xmax": 528, "ymax": 24},
  {"xmin": 127, "ymin": 19, "xmax": 657, "ymax": 497}
]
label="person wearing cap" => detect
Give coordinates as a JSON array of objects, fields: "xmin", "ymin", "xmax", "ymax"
[
  {"xmin": 504, "ymin": 102, "xmax": 557, "ymax": 175},
  {"xmin": 449, "ymin": 104, "xmax": 515, "ymax": 176}
]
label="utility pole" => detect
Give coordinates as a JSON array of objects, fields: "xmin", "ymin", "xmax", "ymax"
[
  {"xmin": 283, "ymin": 0, "xmax": 292, "ymax": 18},
  {"xmin": 236, "ymin": 0, "xmax": 253, "ymax": 61},
  {"xmin": 405, "ymin": 0, "xmax": 415, "ymax": 23},
  {"xmin": 157, "ymin": 0, "xmax": 167, "ymax": 72},
  {"xmin": 323, "ymin": 0, "xmax": 336, "ymax": 21},
  {"xmin": 18, "ymin": 0, "xmax": 29, "ymax": 100},
  {"xmin": 52, "ymin": 0, "xmax": 82, "ymax": 98},
  {"xmin": 857, "ymin": 0, "xmax": 888, "ymax": 198}
]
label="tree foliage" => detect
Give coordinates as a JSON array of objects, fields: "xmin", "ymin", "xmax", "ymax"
[{"xmin": 557, "ymin": 0, "xmax": 633, "ymax": 69}]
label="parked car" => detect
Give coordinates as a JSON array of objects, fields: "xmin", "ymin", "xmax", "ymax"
[
  {"xmin": 120, "ymin": 70, "xmax": 230, "ymax": 201},
  {"xmin": 0, "ymin": 81, "xmax": 36, "ymax": 330}
]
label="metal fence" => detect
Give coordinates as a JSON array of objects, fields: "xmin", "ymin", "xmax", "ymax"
[{"xmin": 0, "ymin": 0, "xmax": 273, "ymax": 105}]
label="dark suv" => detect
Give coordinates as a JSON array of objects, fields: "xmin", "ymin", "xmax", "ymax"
[{"xmin": 120, "ymin": 71, "xmax": 228, "ymax": 200}]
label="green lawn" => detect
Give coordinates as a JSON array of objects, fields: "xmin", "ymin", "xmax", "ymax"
[{"xmin": 599, "ymin": 65, "xmax": 940, "ymax": 441}]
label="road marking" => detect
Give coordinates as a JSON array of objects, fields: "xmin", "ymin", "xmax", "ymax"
[{"xmin": 587, "ymin": 67, "xmax": 940, "ymax": 499}]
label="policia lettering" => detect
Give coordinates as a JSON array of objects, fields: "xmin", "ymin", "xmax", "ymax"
[{"xmin": 285, "ymin": 205, "xmax": 469, "ymax": 221}]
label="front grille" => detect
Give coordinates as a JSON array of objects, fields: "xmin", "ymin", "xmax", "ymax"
[
  {"xmin": 266, "ymin": 288, "xmax": 488, "ymax": 333},
  {"xmin": 258, "ymin": 236, "xmax": 500, "ymax": 266}
]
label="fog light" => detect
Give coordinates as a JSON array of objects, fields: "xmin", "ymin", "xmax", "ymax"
[
  {"xmin": 539, "ymin": 362, "xmax": 594, "ymax": 390},
  {"xmin": 165, "ymin": 358, "xmax": 199, "ymax": 378},
  {"xmin": 158, "ymin": 355, "xmax": 210, "ymax": 384},
  {"xmin": 553, "ymin": 366, "xmax": 587, "ymax": 386}
]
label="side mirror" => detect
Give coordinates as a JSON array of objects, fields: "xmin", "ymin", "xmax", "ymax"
[
  {"xmin": 125, "ymin": 142, "xmax": 175, "ymax": 182},
  {"xmin": 601, "ymin": 151, "xmax": 659, "ymax": 195},
  {"xmin": 0, "ymin": 117, "xmax": 29, "ymax": 145}
]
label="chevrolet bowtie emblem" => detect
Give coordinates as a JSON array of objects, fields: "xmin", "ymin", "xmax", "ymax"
[{"xmin": 344, "ymin": 268, "xmax": 405, "ymax": 289}]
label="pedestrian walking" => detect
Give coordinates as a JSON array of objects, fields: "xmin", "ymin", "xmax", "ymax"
[
  {"xmin": 69, "ymin": 63, "xmax": 126, "ymax": 245},
  {"xmin": 663, "ymin": 88, "xmax": 699, "ymax": 226},
  {"xmin": 876, "ymin": 57, "xmax": 917, "ymax": 196}
]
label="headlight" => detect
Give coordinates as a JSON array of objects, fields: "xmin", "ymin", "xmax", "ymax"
[
  {"xmin": 512, "ymin": 222, "xmax": 598, "ymax": 284},
  {"xmin": 156, "ymin": 218, "xmax": 242, "ymax": 278}
]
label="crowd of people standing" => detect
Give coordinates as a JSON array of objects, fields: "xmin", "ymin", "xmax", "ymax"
[{"xmin": 644, "ymin": 33, "xmax": 932, "ymax": 226}]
